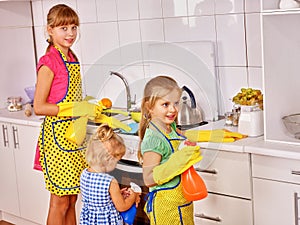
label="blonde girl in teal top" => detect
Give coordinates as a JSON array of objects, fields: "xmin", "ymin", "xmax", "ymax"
[{"xmin": 138, "ymin": 76, "xmax": 202, "ymax": 225}]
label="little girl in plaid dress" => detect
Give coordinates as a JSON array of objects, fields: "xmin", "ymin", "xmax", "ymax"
[{"xmin": 80, "ymin": 124, "xmax": 140, "ymax": 225}]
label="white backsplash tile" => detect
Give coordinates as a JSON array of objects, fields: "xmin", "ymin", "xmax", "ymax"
[
  {"xmin": 139, "ymin": 0, "xmax": 163, "ymax": 19},
  {"xmin": 244, "ymin": 0, "xmax": 261, "ymax": 12},
  {"xmin": 215, "ymin": 0, "xmax": 245, "ymax": 14},
  {"xmin": 140, "ymin": 19, "xmax": 164, "ymax": 42},
  {"xmin": 77, "ymin": 0, "xmax": 97, "ymax": 23},
  {"xmin": 118, "ymin": 20, "xmax": 142, "ymax": 65},
  {"xmin": 245, "ymin": 13, "xmax": 262, "ymax": 67},
  {"xmin": 164, "ymin": 17, "xmax": 190, "ymax": 42},
  {"xmin": 248, "ymin": 67, "xmax": 263, "ymax": 90},
  {"xmin": 218, "ymin": 67, "xmax": 248, "ymax": 113},
  {"xmin": 79, "ymin": 24, "xmax": 102, "ymax": 64},
  {"xmin": 187, "ymin": 16, "xmax": 216, "ymax": 42},
  {"xmin": 97, "ymin": 22, "xmax": 120, "ymax": 61},
  {"xmin": 96, "ymin": 0, "xmax": 117, "ymax": 22},
  {"xmin": 162, "ymin": 0, "xmax": 188, "ymax": 17},
  {"xmin": 116, "ymin": 0, "xmax": 139, "ymax": 21},
  {"xmin": 187, "ymin": 0, "xmax": 215, "ymax": 16},
  {"xmin": 118, "ymin": 20, "xmax": 141, "ymax": 45},
  {"xmin": 215, "ymin": 13, "xmax": 246, "ymax": 66},
  {"xmin": 80, "ymin": 22, "xmax": 119, "ymax": 65}
]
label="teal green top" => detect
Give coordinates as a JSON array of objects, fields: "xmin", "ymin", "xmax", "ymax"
[{"xmin": 141, "ymin": 122, "xmax": 181, "ymax": 191}]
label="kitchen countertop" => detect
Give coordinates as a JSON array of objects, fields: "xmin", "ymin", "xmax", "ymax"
[
  {"xmin": 245, "ymin": 140, "xmax": 300, "ymax": 160},
  {"xmin": 0, "ymin": 108, "xmax": 299, "ymax": 159},
  {"xmin": 0, "ymin": 107, "xmax": 43, "ymax": 126}
]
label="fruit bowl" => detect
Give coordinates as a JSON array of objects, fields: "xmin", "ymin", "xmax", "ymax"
[
  {"xmin": 232, "ymin": 88, "xmax": 263, "ymax": 110},
  {"xmin": 282, "ymin": 114, "xmax": 300, "ymax": 139}
]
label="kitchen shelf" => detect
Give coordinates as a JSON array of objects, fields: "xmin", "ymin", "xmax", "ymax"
[{"xmin": 261, "ymin": 1, "xmax": 300, "ymax": 145}]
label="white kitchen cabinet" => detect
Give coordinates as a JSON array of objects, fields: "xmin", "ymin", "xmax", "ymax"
[
  {"xmin": 0, "ymin": 121, "xmax": 49, "ymax": 225},
  {"xmin": 261, "ymin": 0, "xmax": 300, "ymax": 145},
  {"xmin": 14, "ymin": 124, "xmax": 49, "ymax": 225},
  {"xmin": 0, "ymin": 121, "xmax": 20, "ymax": 217},
  {"xmin": 194, "ymin": 150, "xmax": 252, "ymax": 225},
  {"xmin": 252, "ymin": 154, "xmax": 300, "ymax": 225}
]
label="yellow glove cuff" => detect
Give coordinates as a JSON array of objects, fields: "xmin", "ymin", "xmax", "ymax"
[{"xmin": 57, "ymin": 101, "xmax": 96, "ymax": 117}]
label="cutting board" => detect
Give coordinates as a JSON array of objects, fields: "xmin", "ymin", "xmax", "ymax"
[{"xmin": 146, "ymin": 41, "xmax": 219, "ymax": 121}]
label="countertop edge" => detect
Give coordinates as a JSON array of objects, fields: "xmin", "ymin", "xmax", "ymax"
[{"xmin": 1, "ymin": 108, "xmax": 300, "ymax": 159}]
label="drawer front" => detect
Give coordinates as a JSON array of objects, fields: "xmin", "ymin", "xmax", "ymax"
[
  {"xmin": 195, "ymin": 150, "xmax": 251, "ymax": 199},
  {"xmin": 194, "ymin": 193, "xmax": 252, "ymax": 225},
  {"xmin": 252, "ymin": 154, "xmax": 300, "ymax": 184}
]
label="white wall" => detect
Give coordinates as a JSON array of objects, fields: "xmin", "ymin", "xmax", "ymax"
[{"xmin": 30, "ymin": 0, "xmax": 263, "ymax": 117}]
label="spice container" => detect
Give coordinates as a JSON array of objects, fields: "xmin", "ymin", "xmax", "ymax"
[
  {"xmin": 224, "ymin": 112, "xmax": 233, "ymax": 126},
  {"xmin": 7, "ymin": 96, "xmax": 22, "ymax": 112},
  {"xmin": 232, "ymin": 106, "xmax": 241, "ymax": 126}
]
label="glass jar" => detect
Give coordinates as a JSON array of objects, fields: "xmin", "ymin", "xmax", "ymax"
[
  {"xmin": 7, "ymin": 96, "xmax": 22, "ymax": 112},
  {"xmin": 224, "ymin": 112, "xmax": 233, "ymax": 126},
  {"xmin": 232, "ymin": 106, "xmax": 241, "ymax": 126}
]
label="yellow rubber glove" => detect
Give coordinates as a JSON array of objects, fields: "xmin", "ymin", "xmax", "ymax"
[
  {"xmin": 184, "ymin": 129, "xmax": 245, "ymax": 143},
  {"xmin": 94, "ymin": 114, "xmax": 131, "ymax": 132},
  {"xmin": 57, "ymin": 101, "xmax": 103, "ymax": 118},
  {"xmin": 153, "ymin": 146, "xmax": 202, "ymax": 185},
  {"xmin": 65, "ymin": 117, "xmax": 88, "ymax": 146}
]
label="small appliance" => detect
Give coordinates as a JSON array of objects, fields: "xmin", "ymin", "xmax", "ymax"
[{"xmin": 238, "ymin": 105, "xmax": 264, "ymax": 137}]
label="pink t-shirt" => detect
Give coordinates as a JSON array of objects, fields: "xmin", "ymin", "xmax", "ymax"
[{"xmin": 37, "ymin": 46, "xmax": 77, "ymax": 104}]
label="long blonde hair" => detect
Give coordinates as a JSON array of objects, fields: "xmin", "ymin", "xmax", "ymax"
[
  {"xmin": 138, "ymin": 76, "xmax": 182, "ymax": 163},
  {"xmin": 46, "ymin": 4, "xmax": 79, "ymax": 60},
  {"xmin": 86, "ymin": 124, "xmax": 125, "ymax": 172}
]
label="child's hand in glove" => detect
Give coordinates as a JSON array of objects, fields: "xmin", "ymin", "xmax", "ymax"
[
  {"xmin": 153, "ymin": 145, "xmax": 202, "ymax": 185},
  {"xmin": 57, "ymin": 101, "xmax": 104, "ymax": 118}
]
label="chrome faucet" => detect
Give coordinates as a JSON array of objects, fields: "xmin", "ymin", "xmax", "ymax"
[{"xmin": 110, "ymin": 71, "xmax": 135, "ymax": 111}]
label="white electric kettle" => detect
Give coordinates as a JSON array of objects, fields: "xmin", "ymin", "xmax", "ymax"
[{"xmin": 238, "ymin": 105, "xmax": 264, "ymax": 137}]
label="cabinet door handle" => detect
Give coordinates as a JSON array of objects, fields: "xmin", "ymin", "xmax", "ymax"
[
  {"xmin": 12, "ymin": 126, "xmax": 19, "ymax": 149},
  {"xmin": 195, "ymin": 168, "xmax": 218, "ymax": 174},
  {"xmin": 2, "ymin": 124, "xmax": 9, "ymax": 148},
  {"xmin": 294, "ymin": 192, "xmax": 300, "ymax": 225},
  {"xmin": 195, "ymin": 213, "xmax": 222, "ymax": 222},
  {"xmin": 292, "ymin": 171, "xmax": 300, "ymax": 176}
]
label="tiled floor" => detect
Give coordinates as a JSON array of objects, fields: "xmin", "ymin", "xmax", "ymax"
[{"xmin": 0, "ymin": 221, "xmax": 14, "ymax": 225}]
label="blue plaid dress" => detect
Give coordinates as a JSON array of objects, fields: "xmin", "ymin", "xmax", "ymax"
[{"xmin": 80, "ymin": 169, "xmax": 123, "ymax": 225}]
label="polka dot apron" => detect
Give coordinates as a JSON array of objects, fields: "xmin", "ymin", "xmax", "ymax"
[
  {"xmin": 38, "ymin": 46, "xmax": 88, "ymax": 196},
  {"xmin": 145, "ymin": 122, "xmax": 194, "ymax": 225}
]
